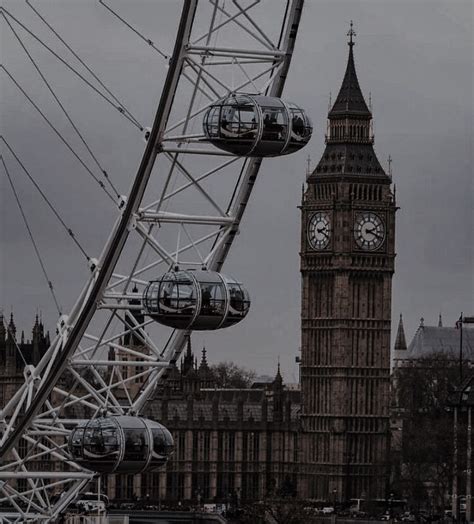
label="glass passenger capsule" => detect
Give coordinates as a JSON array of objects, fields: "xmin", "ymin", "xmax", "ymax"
[
  {"xmin": 143, "ymin": 270, "xmax": 250, "ymax": 330},
  {"xmin": 68, "ymin": 416, "xmax": 174, "ymax": 474},
  {"xmin": 203, "ymin": 94, "xmax": 312, "ymax": 157}
]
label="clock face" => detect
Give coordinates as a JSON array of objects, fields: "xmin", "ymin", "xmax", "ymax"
[
  {"xmin": 354, "ymin": 212, "xmax": 385, "ymax": 251},
  {"xmin": 308, "ymin": 212, "xmax": 331, "ymax": 250}
]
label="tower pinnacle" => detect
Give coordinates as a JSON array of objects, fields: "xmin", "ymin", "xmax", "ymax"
[
  {"xmin": 312, "ymin": 26, "xmax": 388, "ymax": 179},
  {"xmin": 394, "ymin": 314, "xmax": 407, "ymax": 351},
  {"xmin": 347, "ymin": 20, "xmax": 356, "ymax": 48}
]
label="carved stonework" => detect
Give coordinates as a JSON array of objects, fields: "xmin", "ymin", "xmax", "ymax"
[{"xmin": 299, "ymin": 28, "xmax": 396, "ymax": 502}]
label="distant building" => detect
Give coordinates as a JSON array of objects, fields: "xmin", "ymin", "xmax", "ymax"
[
  {"xmin": 393, "ymin": 314, "xmax": 474, "ymax": 366},
  {"xmin": 125, "ymin": 338, "xmax": 301, "ymax": 505},
  {"xmin": 0, "ymin": 315, "xmax": 300, "ymax": 505},
  {"xmin": 390, "ymin": 314, "xmax": 474, "ymax": 509},
  {"xmin": 0, "ymin": 312, "xmax": 49, "ymax": 407}
]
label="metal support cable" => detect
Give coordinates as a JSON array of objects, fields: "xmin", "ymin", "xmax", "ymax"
[
  {"xmin": 25, "ymin": 0, "xmax": 143, "ymax": 131},
  {"xmin": 1, "ymin": 137, "xmax": 90, "ymax": 261},
  {"xmin": 1, "ymin": 8, "xmax": 143, "ymax": 131},
  {"xmin": 3, "ymin": 14, "xmax": 121, "ymax": 200},
  {"xmin": 1, "ymin": 66, "xmax": 117, "ymax": 203},
  {"xmin": 98, "ymin": 0, "xmax": 169, "ymax": 60},
  {"xmin": 1, "ymin": 156, "xmax": 63, "ymax": 316}
]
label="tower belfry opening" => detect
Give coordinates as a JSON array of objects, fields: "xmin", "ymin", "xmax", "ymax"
[{"xmin": 300, "ymin": 23, "xmax": 396, "ymax": 502}]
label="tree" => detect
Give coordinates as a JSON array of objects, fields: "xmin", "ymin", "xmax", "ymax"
[
  {"xmin": 392, "ymin": 353, "xmax": 463, "ymax": 510},
  {"xmin": 210, "ymin": 361, "xmax": 256, "ymax": 388}
]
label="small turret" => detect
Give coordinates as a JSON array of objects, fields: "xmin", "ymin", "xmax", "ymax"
[
  {"xmin": 0, "ymin": 312, "xmax": 6, "ymax": 342},
  {"xmin": 197, "ymin": 347, "xmax": 214, "ymax": 389},
  {"xmin": 7, "ymin": 313, "xmax": 16, "ymax": 341},
  {"xmin": 181, "ymin": 335, "xmax": 194, "ymax": 376},
  {"xmin": 273, "ymin": 360, "xmax": 284, "ymax": 422},
  {"xmin": 394, "ymin": 314, "xmax": 407, "ymax": 351}
]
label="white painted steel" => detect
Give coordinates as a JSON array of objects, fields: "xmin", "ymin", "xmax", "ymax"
[{"xmin": 0, "ymin": 1, "xmax": 305, "ymax": 521}]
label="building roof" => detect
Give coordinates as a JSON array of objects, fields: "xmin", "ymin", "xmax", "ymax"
[
  {"xmin": 328, "ymin": 27, "xmax": 371, "ymax": 118},
  {"xmin": 310, "ymin": 24, "xmax": 389, "ymax": 182},
  {"xmin": 405, "ymin": 324, "xmax": 474, "ymax": 361},
  {"xmin": 313, "ymin": 143, "xmax": 386, "ymax": 178}
]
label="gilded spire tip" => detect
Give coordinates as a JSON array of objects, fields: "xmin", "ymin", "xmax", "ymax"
[{"xmin": 347, "ymin": 20, "xmax": 356, "ymax": 47}]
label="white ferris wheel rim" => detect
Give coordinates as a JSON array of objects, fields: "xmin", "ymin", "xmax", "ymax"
[{"xmin": 0, "ymin": 0, "xmax": 305, "ymax": 520}]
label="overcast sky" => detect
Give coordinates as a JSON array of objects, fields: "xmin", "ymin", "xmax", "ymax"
[{"xmin": 1, "ymin": 1, "xmax": 473, "ymax": 381}]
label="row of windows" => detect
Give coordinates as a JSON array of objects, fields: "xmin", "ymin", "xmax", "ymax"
[
  {"xmin": 350, "ymin": 183, "xmax": 385, "ymax": 201},
  {"xmin": 350, "ymin": 329, "xmax": 388, "ymax": 369},
  {"xmin": 317, "ymin": 164, "xmax": 381, "ymax": 175},
  {"xmin": 328, "ymin": 123, "xmax": 371, "ymax": 141},
  {"xmin": 351, "ymin": 255, "xmax": 389, "ymax": 268},
  {"xmin": 304, "ymin": 274, "xmax": 333, "ymax": 318},
  {"xmin": 313, "ymin": 183, "xmax": 337, "ymax": 200},
  {"xmin": 351, "ymin": 277, "xmax": 384, "ymax": 319},
  {"xmin": 310, "ymin": 183, "xmax": 386, "ymax": 202},
  {"xmin": 168, "ymin": 430, "xmax": 297, "ymax": 466},
  {"xmin": 301, "ymin": 329, "xmax": 332, "ymax": 366},
  {"xmin": 348, "ymin": 379, "xmax": 389, "ymax": 416},
  {"xmin": 112, "ymin": 471, "xmax": 267, "ymax": 501}
]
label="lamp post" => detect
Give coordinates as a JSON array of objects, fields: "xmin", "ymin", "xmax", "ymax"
[{"xmin": 459, "ymin": 315, "xmax": 474, "ymax": 521}]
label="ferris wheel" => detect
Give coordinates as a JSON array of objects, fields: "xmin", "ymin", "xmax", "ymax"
[{"xmin": 0, "ymin": 0, "xmax": 310, "ymax": 521}]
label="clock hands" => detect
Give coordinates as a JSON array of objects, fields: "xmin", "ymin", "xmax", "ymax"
[
  {"xmin": 317, "ymin": 227, "xmax": 329, "ymax": 239},
  {"xmin": 365, "ymin": 227, "xmax": 383, "ymax": 240}
]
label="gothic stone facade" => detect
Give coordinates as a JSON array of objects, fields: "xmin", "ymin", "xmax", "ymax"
[
  {"xmin": 0, "ymin": 321, "xmax": 301, "ymax": 505},
  {"xmin": 299, "ymin": 34, "xmax": 396, "ymax": 502}
]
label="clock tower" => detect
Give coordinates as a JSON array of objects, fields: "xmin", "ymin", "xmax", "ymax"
[{"xmin": 300, "ymin": 24, "xmax": 396, "ymax": 502}]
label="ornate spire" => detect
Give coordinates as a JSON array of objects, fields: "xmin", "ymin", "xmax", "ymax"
[
  {"xmin": 181, "ymin": 334, "xmax": 194, "ymax": 375},
  {"xmin": 274, "ymin": 357, "xmax": 283, "ymax": 387},
  {"xmin": 0, "ymin": 311, "xmax": 5, "ymax": 341},
  {"xmin": 328, "ymin": 22, "xmax": 370, "ymax": 118},
  {"xmin": 199, "ymin": 346, "xmax": 209, "ymax": 369},
  {"xmin": 312, "ymin": 24, "xmax": 388, "ymax": 181},
  {"xmin": 7, "ymin": 312, "xmax": 16, "ymax": 340},
  {"xmin": 394, "ymin": 314, "xmax": 407, "ymax": 351},
  {"xmin": 347, "ymin": 20, "xmax": 356, "ymax": 48},
  {"xmin": 33, "ymin": 314, "xmax": 41, "ymax": 341}
]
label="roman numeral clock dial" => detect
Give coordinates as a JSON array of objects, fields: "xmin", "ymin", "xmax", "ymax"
[
  {"xmin": 354, "ymin": 212, "xmax": 386, "ymax": 251},
  {"xmin": 308, "ymin": 212, "xmax": 331, "ymax": 250}
]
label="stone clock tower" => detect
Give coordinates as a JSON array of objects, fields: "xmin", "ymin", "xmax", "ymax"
[{"xmin": 300, "ymin": 25, "xmax": 396, "ymax": 502}]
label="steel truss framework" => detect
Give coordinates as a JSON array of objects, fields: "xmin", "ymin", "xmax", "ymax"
[{"xmin": 0, "ymin": 0, "xmax": 304, "ymax": 521}]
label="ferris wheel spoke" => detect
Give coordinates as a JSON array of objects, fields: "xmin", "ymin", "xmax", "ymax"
[
  {"xmin": 185, "ymin": 56, "xmax": 233, "ymax": 93},
  {"xmin": 109, "ymin": 228, "xmax": 224, "ymax": 290},
  {"xmin": 231, "ymin": 0, "xmax": 277, "ymax": 49},
  {"xmin": 200, "ymin": 0, "xmax": 272, "ymax": 51},
  {"xmin": 182, "ymin": 65, "xmax": 223, "ymax": 100}
]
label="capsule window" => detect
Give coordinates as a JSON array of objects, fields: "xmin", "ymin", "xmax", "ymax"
[
  {"xmin": 124, "ymin": 428, "xmax": 148, "ymax": 462},
  {"xmin": 261, "ymin": 107, "xmax": 287, "ymax": 142},
  {"xmin": 205, "ymin": 106, "xmax": 220, "ymax": 138},
  {"xmin": 228, "ymin": 284, "xmax": 250, "ymax": 314},
  {"xmin": 220, "ymin": 103, "xmax": 257, "ymax": 139},
  {"xmin": 159, "ymin": 277, "xmax": 195, "ymax": 314},
  {"xmin": 200, "ymin": 281, "xmax": 225, "ymax": 316}
]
